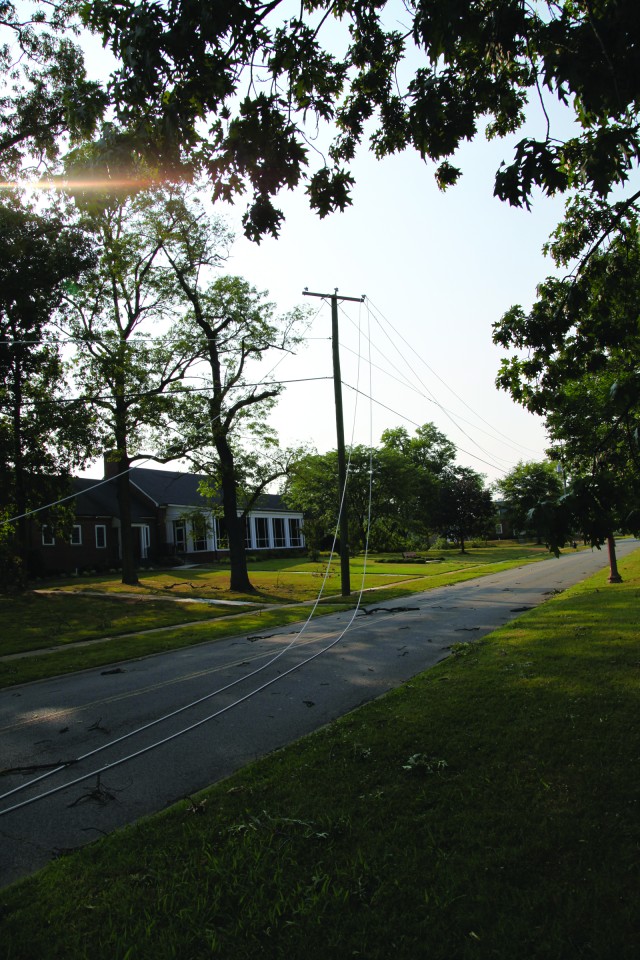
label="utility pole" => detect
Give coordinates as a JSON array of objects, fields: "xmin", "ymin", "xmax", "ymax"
[{"xmin": 303, "ymin": 287, "xmax": 364, "ymax": 597}]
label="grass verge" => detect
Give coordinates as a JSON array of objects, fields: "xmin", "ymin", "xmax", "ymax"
[{"xmin": 1, "ymin": 552, "xmax": 639, "ymax": 958}]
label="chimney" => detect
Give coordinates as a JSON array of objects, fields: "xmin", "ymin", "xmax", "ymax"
[{"xmin": 104, "ymin": 451, "xmax": 122, "ymax": 480}]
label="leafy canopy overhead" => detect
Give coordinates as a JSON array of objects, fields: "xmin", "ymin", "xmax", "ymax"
[
  {"xmin": 0, "ymin": 1, "xmax": 106, "ymax": 177},
  {"xmin": 80, "ymin": 0, "xmax": 640, "ymax": 241}
]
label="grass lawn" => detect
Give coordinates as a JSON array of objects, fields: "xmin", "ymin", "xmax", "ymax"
[
  {"xmin": 0, "ymin": 543, "xmax": 554, "ymax": 691},
  {"xmin": 1, "ymin": 549, "xmax": 638, "ymax": 959}
]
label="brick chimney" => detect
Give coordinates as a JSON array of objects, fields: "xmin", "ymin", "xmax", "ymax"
[{"xmin": 103, "ymin": 451, "xmax": 121, "ymax": 480}]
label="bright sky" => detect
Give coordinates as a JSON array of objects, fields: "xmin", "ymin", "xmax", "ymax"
[
  {"xmin": 75, "ymin": 11, "xmax": 578, "ymax": 486},
  {"xmin": 221, "ymin": 128, "xmax": 568, "ymax": 485}
]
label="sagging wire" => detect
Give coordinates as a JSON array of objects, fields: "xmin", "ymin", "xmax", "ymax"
[
  {"xmin": 0, "ymin": 306, "xmax": 376, "ymax": 817},
  {"xmin": 366, "ymin": 296, "xmax": 543, "ymax": 458},
  {"xmin": 341, "ymin": 381, "xmax": 507, "ymax": 475},
  {"xmin": 9, "ymin": 377, "xmax": 333, "ymax": 408},
  {"xmin": 341, "ymin": 300, "xmax": 510, "ymax": 470},
  {"xmin": 0, "ymin": 499, "xmax": 347, "ymax": 812},
  {"xmin": 339, "ymin": 340, "xmax": 530, "ymax": 461}
]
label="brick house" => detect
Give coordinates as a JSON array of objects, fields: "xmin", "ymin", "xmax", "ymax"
[{"xmin": 32, "ymin": 466, "xmax": 304, "ymax": 575}]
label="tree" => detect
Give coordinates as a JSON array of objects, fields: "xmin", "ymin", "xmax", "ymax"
[
  {"xmin": 0, "ymin": 199, "xmax": 97, "ymax": 583},
  {"xmin": 81, "ymin": 0, "xmax": 640, "ymax": 249},
  {"xmin": 493, "ymin": 225, "xmax": 640, "ymax": 579},
  {"xmin": 150, "ymin": 190, "xmax": 308, "ymax": 591},
  {"xmin": 1, "ymin": 1, "xmax": 106, "ymax": 177},
  {"xmin": 164, "ymin": 275, "xmax": 306, "ymax": 592},
  {"xmin": 435, "ymin": 466, "xmax": 494, "ymax": 553},
  {"xmin": 379, "ymin": 424, "xmax": 457, "ymax": 544},
  {"xmin": 285, "ymin": 446, "xmax": 382, "ymax": 553},
  {"xmin": 285, "ymin": 424, "xmax": 458, "ymax": 552},
  {"xmin": 495, "ymin": 460, "xmax": 563, "ymax": 542},
  {"xmin": 63, "ymin": 190, "xmax": 197, "ymax": 585}
]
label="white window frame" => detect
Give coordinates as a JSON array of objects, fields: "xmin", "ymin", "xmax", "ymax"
[
  {"xmin": 255, "ymin": 516, "xmax": 270, "ymax": 549},
  {"xmin": 272, "ymin": 517, "xmax": 286, "ymax": 547},
  {"xmin": 191, "ymin": 516, "xmax": 209, "ymax": 552},
  {"xmin": 70, "ymin": 524, "xmax": 82, "ymax": 546},
  {"xmin": 95, "ymin": 524, "xmax": 107, "ymax": 549},
  {"xmin": 244, "ymin": 516, "xmax": 253, "ymax": 548},
  {"xmin": 174, "ymin": 520, "xmax": 187, "ymax": 551},
  {"xmin": 216, "ymin": 517, "xmax": 229, "ymax": 550},
  {"xmin": 41, "ymin": 525, "xmax": 55, "ymax": 546},
  {"xmin": 288, "ymin": 517, "xmax": 303, "ymax": 547}
]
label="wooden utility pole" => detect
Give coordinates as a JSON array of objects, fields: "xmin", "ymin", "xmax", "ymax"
[{"xmin": 303, "ymin": 287, "xmax": 364, "ymax": 597}]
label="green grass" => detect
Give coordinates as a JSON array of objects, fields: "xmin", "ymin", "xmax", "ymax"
[
  {"xmin": 0, "ymin": 592, "xmax": 253, "ymax": 657},
  {"xmin": 2, "ymin": 550, "xmax": 639, "ymax": 959},
  {"xmin": 34, "ymin": 543, "xmax": 552, "ymax": 602}
]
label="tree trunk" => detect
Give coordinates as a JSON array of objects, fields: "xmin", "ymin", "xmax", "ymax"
[
  {"xmin": 607, "ymin": 533, "xmax": 623, "ymax": 583},
  {"xmin": 11, "ymin": 359, "xmax": 28, "ymax": 586},
  {"xmin": 215, "ymin": 433, "xmax": 254, "ymax": 593},
  {"xmin": 115, "ymin": 451, "xmax": 138, "ymax": 586}
]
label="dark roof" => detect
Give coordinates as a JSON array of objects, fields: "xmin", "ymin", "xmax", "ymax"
[
  {"xmin": 70, "ymin": 468, "xmax": 295, "ymax": 518},
  {"xmin": 129, "ymin": 468, "xmax": 213, "ymax": 508},
  {"xmin": 73, "ymin": 477, "xmax": 120, "ymax": 516},
  {"xmin": 129, "ymin": 468, "xmax": 292, "ymax": 513},
  {"xmin": 72, "ymin": 476, "xmax": 155, "ymax": 521}
]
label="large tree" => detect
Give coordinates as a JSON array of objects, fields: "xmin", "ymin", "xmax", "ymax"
[
  {"xmin": 493, "ymin": 223, "xmax": 640, "ymax": 578},
  {"xmin": 63, "ymin": 190, "xmax": 197, "ymax": 585},
  {"xmin": 284, "ymin": 424, "xmax": 457, "ymax": 552},
  {"xmin": 494, "ymin": 460, "xmax": 564, "ymax": 542},
  {"xmin": 379, "ymin": 424, "xmax": 457, "ymax": 544},
  {"xmin": 435, "ymin": 466, "xmax": 495, "ymax": 553},
  {"xmin": 162, "ymin": 275, "xmax": 306, "ymax": 592},
  {"xmin": 0, "ymin": 199, "xmax": 96, "ymax": 583},
  {"xmin": 80, "ymin": 0, "xmax": 640, "ymax": 250},
  {"xmin": 151, "ymin": 190, "xmax": 308, "ymax": 591},
  {"xmin": 285, "ymin": 445, "xmax": 387, "ymax": 553}
]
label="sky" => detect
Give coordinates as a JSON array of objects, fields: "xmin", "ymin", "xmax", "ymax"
[
  {"xmin": 74, "ymin": 10, "xmax": 578, "ymax": 487},
  {"xmin": 214, "ymin": 122, "xmax": 569, "ymax": 485}
]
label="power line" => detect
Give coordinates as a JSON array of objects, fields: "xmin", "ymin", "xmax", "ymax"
[
  {"xmin": 339, "ymin": 340, "xmax": 525, "ymax": 461},
  {"xmin": 9, "ymin": 376, "xmax": 332, "ymax": 407},
  {"xmin": 356, "ymin": 301, "xmax": 514, "ymax": 468},
  {"xmin": 342, "ymin": 380, "xmax": 507, "ymax": 474},
  {"xmin": 0, "ymin": 327, "xmax": 376, "ymax": 818},
  {"xmin": 0, "ymin": 460, "xmax": 150, "ymax": 528},
  {"xmin": 366, "ymin": 297, "xmax": 544, "ymax": 457}
]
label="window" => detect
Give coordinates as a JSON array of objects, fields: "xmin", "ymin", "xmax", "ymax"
[
  {"xmin": 95, "ymin": 525, "xmax": 107, "ymax": 549},
  {"xmin": 41, "ymin": 525, "xmax": 55, "ymax": 546},
  {"xmin": 289, "ymin": 518, "xmax": 302, "ymax": 546},
  {"xmin": 70, "ymin": 524, "xmax": 82, "ymax": 546},
  {"xmin": 192, "ymin": 516, "xmax": 208, "ymax": 552},
  {"xmin": 174, "ymin": 520, "xmax": 187, "ymax": 551},
  {"xmin": 216, "ymin": 517, "xmax": 229, "ymax": 550},
  {"xmin": 255, "ymin": 517, "xmax": 269, "ymax": 548},
  {"xmin": 273, "ymin": 517, "xmax": 286, "ymax": 547},
  {"xmin": 244, "ymin": 517, "xmax": 253, "ymax": 548},
  {"xmin": 495, "ymin": 523, "xmax": 503, "ymax": 535}
]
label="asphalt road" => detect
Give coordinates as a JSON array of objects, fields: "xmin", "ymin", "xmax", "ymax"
[{"xmin": 1, "ymin": 542, "xmax": 637, "ymax": 889}]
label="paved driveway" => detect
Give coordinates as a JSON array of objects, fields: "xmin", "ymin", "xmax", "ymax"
[{"xmin": 0, "ymin": 542, "xmax": 637, "ymax": 888}]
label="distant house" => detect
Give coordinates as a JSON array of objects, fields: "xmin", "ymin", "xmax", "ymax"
[
  {"xmin": 493, "ymin": 500, "xmax": 516, "ymax": 540},
  {"xmin": 31, "ymin": 466, "xmax": 304, "ymax": 575}
]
